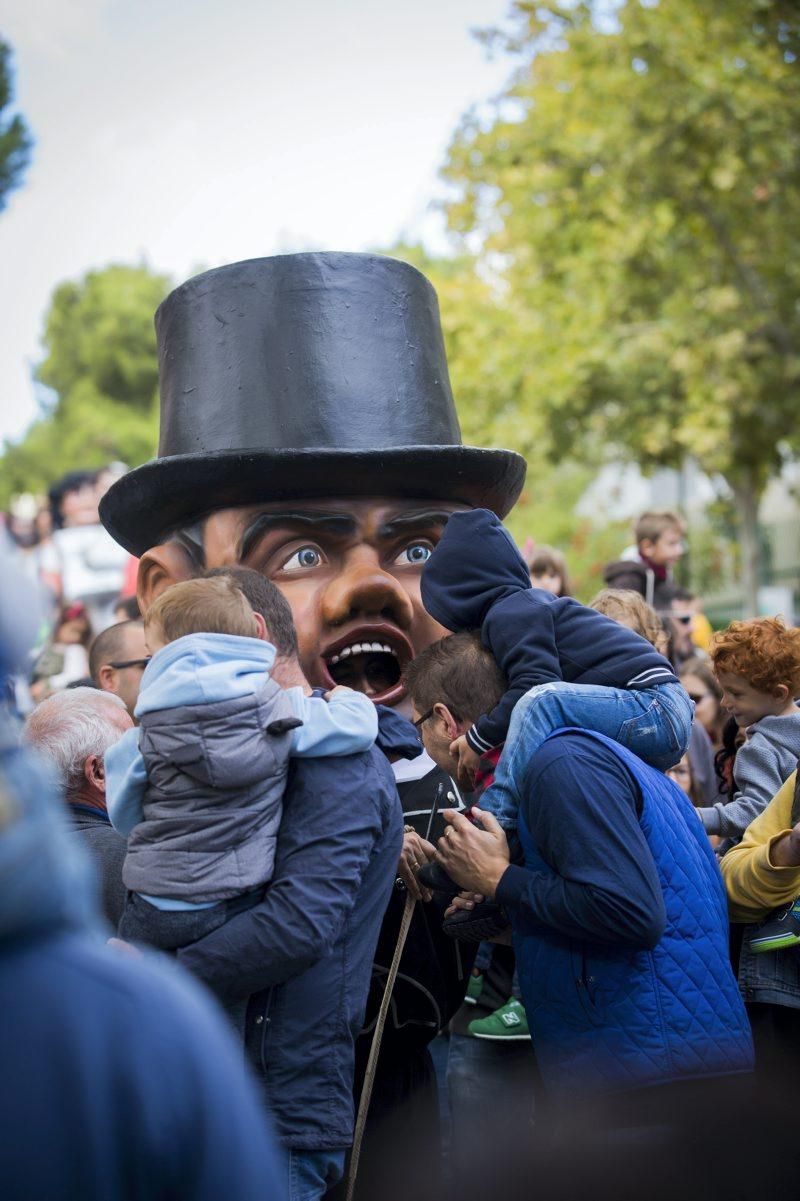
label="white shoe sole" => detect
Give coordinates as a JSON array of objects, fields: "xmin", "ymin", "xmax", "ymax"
[{"xmin": 469, "ymin": 1030, "xmax": 531, "ymax": 1041}]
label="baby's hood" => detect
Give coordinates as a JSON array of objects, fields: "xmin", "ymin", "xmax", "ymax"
[
  {"xmin": 421, "ymin": 509, "xmax": 532, "ymax": 631},
  {"xmin": 135, "ymin": 632, "xmax": 276, "ymax": 717}
]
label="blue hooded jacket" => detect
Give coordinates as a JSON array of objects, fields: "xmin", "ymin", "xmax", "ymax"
[
  {"xmin": 177, "ymin": 705, "xmax": 405, "ymax": 1149},
  {"xmin": 421, "ymin": 509, "xmax": 677, "ymax": 753}
]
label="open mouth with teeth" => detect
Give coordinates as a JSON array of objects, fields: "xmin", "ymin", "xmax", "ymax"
[{"xmin": 322, "ymin": 625, "xmax": 413, "ymax": 704}]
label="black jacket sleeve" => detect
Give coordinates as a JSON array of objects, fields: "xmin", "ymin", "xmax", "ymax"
[
  {"xmin": 494, "ymin": 736, "xmax": 666, "ymax": 948},
  {"xmin": 467, "ymin": 593, "xmax": 562, "ymax": 753}
]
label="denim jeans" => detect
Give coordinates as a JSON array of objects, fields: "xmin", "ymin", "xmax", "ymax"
[
  {"xmin": 276, "ymin": 1146, "xmax": 346, "ymax": 1201},
  {"xmin": 474, "ymin": 941, "xmax": 493, "ymax": 973},
  {"xmin": 483, "ymin": 680, "xmax": 694, "ymax": 830}
]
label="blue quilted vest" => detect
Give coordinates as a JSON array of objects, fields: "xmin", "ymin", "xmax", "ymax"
[{"xmin": 513, "ymin": 729, "xmax": 754, "ymax": 1097}]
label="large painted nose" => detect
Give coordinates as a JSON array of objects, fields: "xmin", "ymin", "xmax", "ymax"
[{"xmin": 321, "ymin": 560, "xmax": 414, "ymax": 629}]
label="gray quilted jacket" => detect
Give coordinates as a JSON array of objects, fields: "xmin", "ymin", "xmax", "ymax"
[{"xmin": 123, "ymin": 679, "xmax": 299, "ymax": 902}]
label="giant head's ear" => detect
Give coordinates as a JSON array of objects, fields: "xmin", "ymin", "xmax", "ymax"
[{"xmin": 137, "ymin": 541, "xmax": 197, "ymax": 614}]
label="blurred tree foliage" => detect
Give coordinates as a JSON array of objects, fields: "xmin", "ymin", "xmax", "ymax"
[
  {"xmin": 0, "ymin": 265, "xmax": 170, "ymax": 505},
  {"xmin": 439, "ymin": 0, "xmax": 800, "ymax": 613},
  {"xmin": 0, "ymin": 39, "xmax": 31, "ymax": 213}
]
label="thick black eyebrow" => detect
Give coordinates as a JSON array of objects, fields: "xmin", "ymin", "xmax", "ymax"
[
  {"xmin": 377, "ymin": 509, "xmax": 454, "ymax": 541},
  {"xmin": 238, "ymin": 510, "xmax": 358, "ymax": 561}
]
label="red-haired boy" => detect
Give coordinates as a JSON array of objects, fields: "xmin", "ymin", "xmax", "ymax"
[
  {"xmin": 701, "ymin": 617, "xmax": 800, "ymax": 953},
  {"xmin": 698, "ymin": 617, "xmax": 800, "ymax": 847},
  {"xmin": 698, "ymin": 617, "xmax": 800, "ymax": 950}
]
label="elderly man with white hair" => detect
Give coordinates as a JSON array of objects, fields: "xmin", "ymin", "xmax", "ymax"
[{"xmin": 24, "ymin": 688, "xmax": 132, "ymax": 927}]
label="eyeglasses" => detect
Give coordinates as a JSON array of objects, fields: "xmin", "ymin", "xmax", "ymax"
[
  {"xmin": 413, "ymin": 708, "xmax": 434, "ymax": 731},
  {"xmin": 106, "ymin": 657, "xmax": 151, "ymax": 670}
]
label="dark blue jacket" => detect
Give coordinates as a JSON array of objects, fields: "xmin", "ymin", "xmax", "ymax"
[
  {"xmin": 421, "ymin": 509, "xmax": 677, "ymax": 752},
  {"xmin": 0, "ymin": 743, "xmax": 285, "ymax": 1201},
  {"xmin": 497, "ymin": 730, "xmax": 753, "ymax": 1097},
  {"xmin": 178, "ymin": 724, "xmax": 404, "ymax": 1150}
]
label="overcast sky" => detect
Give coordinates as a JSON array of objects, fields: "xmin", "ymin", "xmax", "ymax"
[{"xmin": 0, "ymin": 0, "xmax": 515, "ymax": 446}]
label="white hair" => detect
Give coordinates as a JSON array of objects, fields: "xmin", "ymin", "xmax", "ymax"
[{"xmin": 23, "ymin": 687, "xmax": 128, "ymax": 803}]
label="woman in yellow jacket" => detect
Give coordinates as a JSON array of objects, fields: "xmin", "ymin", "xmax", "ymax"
[{"xmin": 721, "ymin": 771, "xmax": 800, "ymax": 1077}]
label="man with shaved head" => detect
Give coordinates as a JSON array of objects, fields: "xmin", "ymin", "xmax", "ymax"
[{"xmin": 88, "ymin": 619, "xmax": 148, "ymax": 718}]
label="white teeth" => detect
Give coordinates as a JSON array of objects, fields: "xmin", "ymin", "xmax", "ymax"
[{"xmin": 327, "ymin": 641, "xmax": 399, "ymax": 667}]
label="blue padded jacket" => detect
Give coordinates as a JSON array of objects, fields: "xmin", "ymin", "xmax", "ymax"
[{"xmin": 510, "ymin": 730, "xmax": 754, "ymax": 1097}]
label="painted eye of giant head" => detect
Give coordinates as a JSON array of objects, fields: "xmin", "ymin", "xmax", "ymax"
[
  {"xmin": 394, "ymin": 541, "xmax": 433, "ymax": 567},
  {"xmin": 280, "ymin": 545, "xmax": 326, "ymax": 572}
]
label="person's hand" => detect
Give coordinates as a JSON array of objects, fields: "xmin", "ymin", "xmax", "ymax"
[
  {"xmin": 449, "ymin": 735, "xmax": 482, "ymax": 790},
  {"xmin": 436, "ymin": 807, "xmax": 510, "ymax": 897},
  {"xmin": 445, "ymin": 890, "xmax": 513, "ymax": 944},
  {"xmin": 397, "ymin": 829, "xmax": 437, "ymax": 901},
  {"xmin": 445, "ymin": 889, "xmax": 484, "ymax": 918},
  {"xmin": 106, "ymin": 937, "xmax": 142, "ymax": 958},
  {"xmin": 770, "ymin": 821, "xmax": 800, "ymax": 868}
]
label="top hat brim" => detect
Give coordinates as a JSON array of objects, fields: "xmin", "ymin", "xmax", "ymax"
[{"xmin": 99, "ymin": 445, "xmax": 527, "ymax": 557}]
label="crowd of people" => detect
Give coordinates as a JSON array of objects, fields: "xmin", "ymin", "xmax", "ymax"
[
  {"xmin": 3, "ymin": 466, "xmax": 141, "ymax": 706},
  {"xmin": 3, "ymin": 484, "xmax": 800, "ymax": 1200}
]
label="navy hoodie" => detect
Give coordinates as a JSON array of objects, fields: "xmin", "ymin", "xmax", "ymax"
[{"xmin": 421, "ymin": 509, "xmax": 677, "ymax": 754}]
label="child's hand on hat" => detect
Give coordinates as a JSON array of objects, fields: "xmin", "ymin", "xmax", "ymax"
[{"xmin": 449, "ymin": 735, "xmax": 481, "ymax": 790}]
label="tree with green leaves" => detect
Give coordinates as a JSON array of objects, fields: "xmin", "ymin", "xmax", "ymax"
[
  {"xmin": 442, "ymin": 0, "xmax": 800, "ymax": 614},
  {"xmin": 0, "ymin": 38, "xmax": 31, "ymax": 212},
  {"xmin": 0, "ymin": 264, "xmax": 170, "ymax": 504},
  {"xmin": 384, "ymin": 241, "xmax": 626, "ymax": 597}
]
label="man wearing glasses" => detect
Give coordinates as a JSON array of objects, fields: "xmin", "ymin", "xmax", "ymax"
[
  {"xmin": 658, "ymin": 585, "xmax": 697, "ymax": 670},
  {"xmin": 88, "ymin": 619, "xmax": 149, "ymax": 720}
]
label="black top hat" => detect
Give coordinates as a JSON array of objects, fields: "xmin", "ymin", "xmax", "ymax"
[{"xmin": 100, "ymin": 252, "xmax": 526, "ymax": 555}]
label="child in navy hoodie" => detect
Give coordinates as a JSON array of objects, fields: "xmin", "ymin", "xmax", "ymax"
[{"xmin": 420, "ymin": 509, "xmax": 694, "ymax": 836}]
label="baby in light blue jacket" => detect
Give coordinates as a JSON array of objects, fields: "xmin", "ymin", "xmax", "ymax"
[{"xmin": 106, "ymin": 576, "xmax": 377, "ymax": 955}]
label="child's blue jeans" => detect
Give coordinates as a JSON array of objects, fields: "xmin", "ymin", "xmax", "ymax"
[{"xmin": 482, "ymin": 680, "xmax": 694, "ymax": 831}]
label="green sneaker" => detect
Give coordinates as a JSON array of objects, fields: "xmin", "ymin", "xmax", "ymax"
[
  {"xmin": 749, "ymin": 899, "xmax": 800, "ymax": 953},
  {"xmin": 468, "ymin": 998, "xmax": 530, "ymax": 1041},
  {"xmin": 464, "ymin": 972, "xmax": 484, "ymax": 1006}
]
